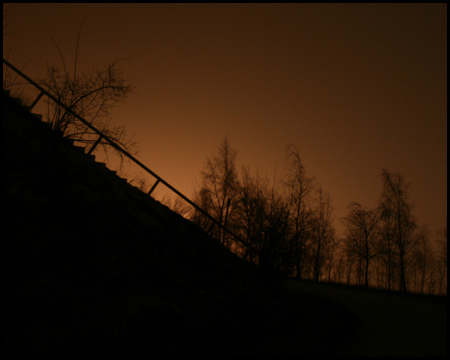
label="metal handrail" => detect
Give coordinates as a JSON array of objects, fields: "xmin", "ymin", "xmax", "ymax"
[{"xmin": 3, "ymin": 58, "xmax": 247, "ymax": 248}]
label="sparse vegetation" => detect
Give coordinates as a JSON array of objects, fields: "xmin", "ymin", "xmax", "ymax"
[
  {"xmin": 3, "ymin": 13, "xmax": 137, "ymax": 168},
  {"xmin": 38, "ymin": 19, "xmax": 137, "ymax": 166},
  {"xmin": 192, "ymin": 138, "xmax": 447, "ymax": 295}
]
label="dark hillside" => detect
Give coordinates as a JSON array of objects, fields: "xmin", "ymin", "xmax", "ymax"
[{"xmin": 3, "ymin": 92, "xmax": 358, "ymax": 357}]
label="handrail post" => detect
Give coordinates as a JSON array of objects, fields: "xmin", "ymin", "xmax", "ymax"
[
  {"xmin": 148, "ymin": 179, "xmax": 160, "ymax": 195},
  {"xmin": 87, "ymin": 134, "xmax": 104, "ymax": 155},
  {"xmin": 28, "ymin": 90, "xmax": 44, "ymax": 111}
]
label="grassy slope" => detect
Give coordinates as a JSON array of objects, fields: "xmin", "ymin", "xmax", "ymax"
[{"xmin": 3, "ymin": 93, "xmax": 359, "ymax": 357}]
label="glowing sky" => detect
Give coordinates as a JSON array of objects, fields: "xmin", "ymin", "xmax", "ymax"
[{"xmin": 3, "ymin": 3, "xmax": 447, "ymax": 239}]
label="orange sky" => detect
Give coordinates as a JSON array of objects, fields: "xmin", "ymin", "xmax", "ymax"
[{"xmin": 3, "ymin": 3, "xmax": 447, "ymax": 239}]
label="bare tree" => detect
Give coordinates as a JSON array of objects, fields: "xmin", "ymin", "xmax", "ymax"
[
  {"xmin": 38, "ymin": 18, "xmax": 136, "ymax": 164},
  {"xmin": 258, "ymin": 177, "xmax": 292, "ymax": 276},
  {"xmin": 323, "ymin": 234, "xmax": 339, "ymax": 282},
  {"xmin": 284, "ymin": 144, "xmax": 316, "ymax": 280},
  {"xmin": 377, "ymin": 199, "xmax": 397, "ymax": 291},
  {"xmin": 379, "ymin": 169, "xmax": 417, "ymax": 292},
  {"xmin": 438, "ymin": 218, "xmax": 447, "ymax": 268},
  {"xmin": 329, "ymin": 239, "xmax": 347, "ymax": 284},
  {"xmin": 410, "ymin": 225, "xmax": 435, "ymax": 294},
  {"xmin": 310, "ymin": 187, "xmax": 335, "ymax": 282},
  {"xmin": 436, "ymin": 219, "xmax": 447, "ymax": 295},
  {"xmin": 236, "ymin": 166, "xmax": 267, "ymax": 263},
  {"xmin": 236, "ymin": 167, "xmax": 292, "ymax": 275},
  {"xmin": 342, "ymin": 202, "xmax": 380, "ymax": 288},
  {"xmin": 192, "ymin": 137, "xmax": 240, "ymax": 246},
  {"xmin": 191, "ymin": 186, "xmax": 216, "ymax": 234}
]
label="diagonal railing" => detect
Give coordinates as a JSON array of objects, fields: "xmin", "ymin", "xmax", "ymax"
[{"xmin": 3, "ymin": 58, "xmax": 247, "ymax": 248}]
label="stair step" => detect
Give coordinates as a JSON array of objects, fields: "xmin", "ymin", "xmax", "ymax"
[
  {"xmin": 73, "ymin": 145, "xmax": 86, "ymax": 154},
  {"xmin": 42, "ymin": 121, "xmax": 54, "ymax": 130},
  {"xmin": 11, "ymin": 97, "xmax": 23, "ymax": 105},
  {"xmin": 32, "ymin": 113, "xmax": 43, "ymax": 121},
  {"xmin": 47, "ymin": 126, "xmax": 65, "ymax": 137}
]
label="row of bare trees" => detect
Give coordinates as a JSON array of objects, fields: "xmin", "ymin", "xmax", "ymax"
[
  {"xmin": 191, "ymin": 138, "xmax": 336, "ymax": 281},
  {"xmin": 341, "ymin": 171, "xmax": 447, "ymax": 294},
  {"xmin": 191, "ymin": 138, "xmax": 447, "ymax": 295}
]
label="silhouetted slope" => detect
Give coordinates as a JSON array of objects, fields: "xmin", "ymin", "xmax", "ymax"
[{"xmin": 3, "ymin": 92, "xmax": 357, "ymax": 357}]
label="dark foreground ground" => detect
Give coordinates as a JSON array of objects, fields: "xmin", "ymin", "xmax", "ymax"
[
  {"xmin": 3, "ymin": 92, "xmax": 360, "ymax": 357},
  {"xmin": 284, "ymin": 279, "xmax": 447, "ymax": 357}
]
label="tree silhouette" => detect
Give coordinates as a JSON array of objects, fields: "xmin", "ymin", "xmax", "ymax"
[
  {"xmin": 193, "ymin": 141, "xmax": 447, "ymax": 294},
  {"xmin": 436, "ymin": 219, "xmax": 447, "ymax": 294},
  {"xmin": 284, "ymin": 144, "xmax": 316, "ymax": 280},
  {"xmin": 37, "ymin": 17, "xmax": 136, "ymax": 163},
  {"xmin": 343, "ymin": 202, "xmax": 380, "ymax": 288},
  {"xmin": 410, "ymin": 225, "xmax": 434, "ymax": 294},
  {"xmin": 379, "ymin": 169, "xmax": 417, "ymax": 292},
  {"xmin": 235, "ymin": 167, "xmax": 292, "ymax": 275},
  {"xmin": 310, "ymin": 187, "xmax": 335, "ymax": 282},
  {"xmin": 191, "ymin": 137, "xmax": 239, "ymax": 246}
]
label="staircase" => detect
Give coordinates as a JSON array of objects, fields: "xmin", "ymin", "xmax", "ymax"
[
  {"xmin": 3, "ymin": 89, "xmax": 129, "ymax": 183},
  {"xmin": 3, "ymin": 89, "xmax": 43, "ymax": 120},
  {"xmin": 3, "ymin": 87, "xmax": 273, "ymax": 357},
  {"xmin": 2, "ymin": 58, "xmax": 246, "ymax": 247}
]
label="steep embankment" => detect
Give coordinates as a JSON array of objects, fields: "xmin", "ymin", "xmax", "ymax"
[{"xmin": 3, "ymin": 92, "xmax": 358, "ymax": 357}]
